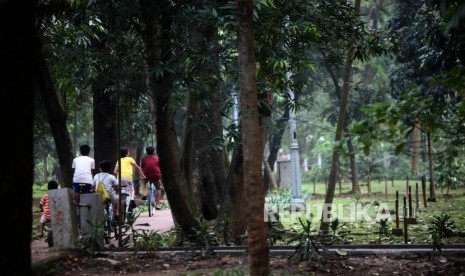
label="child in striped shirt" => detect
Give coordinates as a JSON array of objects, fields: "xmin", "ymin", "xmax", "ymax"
[{"xmin": 39, "ymin": 180, "xmax": 59, "ymax": 237}]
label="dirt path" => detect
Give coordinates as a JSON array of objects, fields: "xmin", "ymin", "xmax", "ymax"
[{"xmin": 31, "ymin": 208, "xmax": 175, "ymax": 266}]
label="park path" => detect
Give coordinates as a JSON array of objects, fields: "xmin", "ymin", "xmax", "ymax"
[{"xmin": 31, "ymin": 208, "xmax": 175, "ymax": 266}]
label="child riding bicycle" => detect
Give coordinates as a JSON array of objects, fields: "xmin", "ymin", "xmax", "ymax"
[
  {"xmin": 39, "ymin": 180, "xmax": 59, "ymax": 237},
  {"xmin": 72, "ymin": 144, "xmax": 95, "ymax": 203},
  {"xmin": 140, "ymin": 146, "xmax": 162, "ymax": 209},
  {"xmin": 114, "ymin": 146, "xmax": 145, "ymax": 204},
  {"xmin": 92, "ymin": 160, "xmax": 118, "ymax": 202}
]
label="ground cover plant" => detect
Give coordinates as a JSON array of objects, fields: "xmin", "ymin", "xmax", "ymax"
[
  {"xmin": 31, "ymin": 180, "xmax": 465, "ymax": 275},
  {"xmin": 32, "ymin": 180, "xmax": 465, "ymax": 245},
  {"xmin": 295, "ymin": 179, "xmax": 465, "ymax": 245}
]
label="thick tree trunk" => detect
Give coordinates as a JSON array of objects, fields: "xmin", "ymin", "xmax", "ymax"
[
  {"xmin": 0, "ymin": 0, "xmax": 35, "ymax": 273},
  {"xmin": 170, "ymin": 1, "xmax": 228, "ymax": 221},
  {"xmin": 320, "ymin": 0, "xmax": 361, "ymax": 234},
  {"xmin": 224, "ymin": 143, "xmax": 247, "ymax": 241},
  {"xmin": 195, "ymin": 87, "xmax": 228, "ymax": 220},
  {"xmin": 236, "ymin": 0, "xmax": 270, "ymax": 274},
  {"xmin": 35, "ymin": 36, "xmax": 74, "ymax": 188},
  {"xmin": 182, "ymin": 92, "xmax": 198, "ymax": 209},
  {"xmin": 93, "ymin": 74, "xmax": 118, "ymax": 167},
  {"xmin": 139, "ymin": 0, "xmax": 200, "ymax": 236}
]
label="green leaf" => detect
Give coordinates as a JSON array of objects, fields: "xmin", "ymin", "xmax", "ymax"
[
  {"xmin": 394, "ymin": 143, "xmax": 405, "ymax": 155},
  {"xmin": 336, "ymin": 249, "xmax": 347, "ymax": 256}
]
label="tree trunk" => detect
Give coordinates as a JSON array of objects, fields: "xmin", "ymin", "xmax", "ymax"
[
  {"xmin": 263, "ymin": 160, "xmax": 276, "ymax": 190},
  {"xmin": 426, "ymin": 132, "xmax": 436, "ymax": 200},
  {"xmin": 0, "ymin": 0, "xmax": 35, "ymax": 273},
  {"xmin": 138, "ymin": 0, "xmax": 200, "ymax": 236},
  {"xmin": 236, "ymin": 0, "xmax": 269, "ymax": 274},
  {"xmin": 93, "ymin": 73, "xmax": 118, "ymax": 167},
  {"xmin": 223, "ymin": 142, "xmax": 247, "ymax": 241},
  {"xmin": 35, "ymin": 36, "xmax": 74, "ymax": 188},
  {"xmin": 195, "ymin": 44, "xmax": 228, "ymax": 220},
  {"xmin": 320, "ymin": 0, "xmax": 361, "ymax": 234},
  {"xmin": 42, "ymin": 148, "xmax": 48, "ymax": 183},
  {"xmin": 182, "ymin": 90, "xmax": 198, "ymax": 210},
  {"xmin": 323, "ymin": 49, "xmax": 360, "ymax": 195},
  {"xmin": 264, "ymin": 108, "xmax": 290, "ymax": 191},
  {"xmin": 347, "ymin": 134, "xmax": 360, "ymax": 194},
  {"xmin": 411, "ymin": 122, "xmax": 421, "ymax": 178}
]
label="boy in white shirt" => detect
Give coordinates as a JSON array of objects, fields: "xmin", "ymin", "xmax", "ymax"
[{"xmin": 72, "ymin": 144, "xmax": 95, "ymax": 202}]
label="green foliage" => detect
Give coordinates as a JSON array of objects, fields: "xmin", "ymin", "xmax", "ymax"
[
  {"xmin": 224, "ymin": 123, "xmax": 240, "ymax": 153},
  {"xmin": 327, "ymin": 217, "xmax": 350, "ymax": 243},
  {"xmin": 329, "ymin": 218, "xmax": 340, "ymax": 237},
  {"xmin": 189, "ymin": 218, "xmax": 219, "ymax": 256},
  {"xmin": 266, "ymin": 188, "xmax": 292, "ymax": 221},
  {"xmin": 214, "ymin": 213, "xmax": 231, "ymax": 245},
  {"xmin": 75, "ymin": 219, "xmax": 106, "ymax": 252},
  {"xmin": 115, "ymin": 208, "xmax": 142, "ymax": 248},
  {"xmin": 266, "ymin": 220, "xmax": 285, "ymax": 246},
  {"xmin": 135, "ymin": 230, "xmax": 167, "ymax": 250},
  {"xmin": 354, "ymin": 191, "xmax": 362, "ymax": 203},
  {"xmin": 351, "ymin": 99, "xmax": 411, "ymax": 157},
  {"xmin": 212, "ymin": 269, "xmax": 246, "ymax": 276},
  {"xmin": 375, "ymin": 218, "xmax": 391, "ymax": 243},
  {"xmin": 428, "ymin": 214, "xmax": 456, "ymax": 253},
  {"xmin": 435, "ymin": 150, "xmax": 465, "ymax": 192},
  {"xmin": 288, "ymin": 216, "xmax": 325, "ymax": 262}
]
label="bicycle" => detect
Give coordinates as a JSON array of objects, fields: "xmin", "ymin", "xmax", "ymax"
[
  {"xmin": 43, "ymin": 221, "xmax": 53, "ymax": 247},
  {"xmin": 76, "ymin": 183, "xmax": 92, "ymax": 237},
  {"xmin": 103, "ymin": 200, "xmax": 116, "ymax": 243},
  {"xmin": 146, "ymin": 180, "xmax": 156, "ymax": 217},
  {"xmin": 113, "ymin": 184, "xmax": 137, "ymax": 241}
]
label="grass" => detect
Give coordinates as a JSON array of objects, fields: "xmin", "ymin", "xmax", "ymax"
[
  {"xmin": 276, "ymin": 179, "xmax": 465, "ymax": 245},
  {"xmin": 32, "ymin": 181, "xmax": 465, "ymax": 245}
]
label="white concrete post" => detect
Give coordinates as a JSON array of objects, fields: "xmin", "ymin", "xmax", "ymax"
[
  {"xmin": 79, "ymin": 193, "xmax": 104, "ymax": 248},
  {"xmin": 49, "ymin": 188, "xmax": 78, "ymax": 249},
  {"xmin": 287, "ymin": 72, "xmax": 305, "ymax": 210}
]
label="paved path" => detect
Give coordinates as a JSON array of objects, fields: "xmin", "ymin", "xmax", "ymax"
[
  {"xmin": 133, "ymin": 208, "xmax": 175, "ymax": 234},
  {"xmin": 31, "ymin": 208, "xmax": 174, "ymax": 266}
]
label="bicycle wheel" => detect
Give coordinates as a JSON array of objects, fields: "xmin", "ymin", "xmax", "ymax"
[
  {"xmin": 147, "ymin": 191, "xmax": 152, "ymax": 217},
  {"xmin": 46, "ymin": 229, "xmax": 53, "ymax": 247},
  {"xmin": 148, "ymin": 183, "xmax": 154, "ymax": 217},
  {"xmin": 104, "ymin": 203, "xmax": 112, "ymax": 243},
  {"xmin": 121, "ymin": 200, "xmax": 127, "ymax": 224}
]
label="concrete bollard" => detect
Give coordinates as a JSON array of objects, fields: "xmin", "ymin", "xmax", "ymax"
[
  {"xmin": 79, "ymin": 193, "xmax": 105, "ymax": 248},
  {"xmin": 49, "ymin": 188, "xmax": 78, "ymax": 249}
]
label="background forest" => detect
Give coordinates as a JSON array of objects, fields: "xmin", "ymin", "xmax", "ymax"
[
  {"xmin": 33, "ymin": 0, "xmax": 465, "ymax": 232},
  {"xmin": 1, "ymin": 0, "xmax": 464, "ymax": 274}
]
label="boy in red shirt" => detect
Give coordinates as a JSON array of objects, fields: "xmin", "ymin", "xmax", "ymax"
[
  {"xmin": 39, "ymin": 180, "xmax": 59, "ymax": 236},
  {"xmin": 140, "ymin": 146, "xmax": 162, "ymax": 209}
]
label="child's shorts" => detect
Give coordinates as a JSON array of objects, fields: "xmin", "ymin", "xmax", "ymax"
[
  {"xmin": 120, "ymin": 178, "xmax": 134, "ymax": 195},
  {"xmin": 73, "ymin": 183, "xmax": 92, "ymax": 194},
  {"xmin": 40, "ymin": 214, "xmax": 50, "ymax": 224}
]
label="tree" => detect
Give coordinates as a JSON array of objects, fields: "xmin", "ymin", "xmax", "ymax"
[
  {"xmin": 0, "ymin": 0, "xmax": 36, "ymax": 273},
  {"xmin": 34, "ymin": 35, "xmax": 74, "ymax": 188},
  {"xmin": 236, "ymin": 0, "xmax": 270, "ymax": 274},
  {"xmin": 138, "ymin": 0, "xmax": 201, "ymax": 237},
  {"xmin": 387, "ymin": 0, "xmax": 465, "ymax": 188},
  {"xmin": 320, "ymin": 0, "xmax": 362, "ymax": 234}
]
